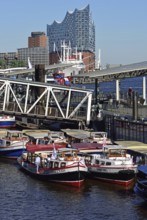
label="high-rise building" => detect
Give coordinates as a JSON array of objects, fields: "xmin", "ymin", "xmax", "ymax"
[
  {"xmin": 28, "ymin": 32, "xmax": 48, "ymax": 48},
  {"xmin": 18, "ymin": 47, "xmax": 49, "ymax": 67},
  {"xmin": 47, "ymin": 5, "xmax": 95, "ymax": 71},
  {"xmin": 17, "ymin": 32, "xmax": 49, "ymax": 67}
]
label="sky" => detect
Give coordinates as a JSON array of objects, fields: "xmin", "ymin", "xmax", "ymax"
[{"xmin": 1, "ymin": 0, "xmax": 147, "ymax": 67}]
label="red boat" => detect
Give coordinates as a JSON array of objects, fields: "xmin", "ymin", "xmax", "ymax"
[{"xmin": 17, "ymin": 145, "xmax": 88, "ymax": 188}]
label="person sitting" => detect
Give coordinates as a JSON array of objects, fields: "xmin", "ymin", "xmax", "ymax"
[{"xmin": 44, "ymin": 136, "xmax": 49, "ymax": 144}]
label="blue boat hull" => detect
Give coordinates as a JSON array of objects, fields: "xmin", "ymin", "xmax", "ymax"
[
  {"xmin": 0, "ymin": 148, "xmax": 26, "ymax": 159},
  {"xmin": 134, "ymin": 180, "xmax": 147, "ymax": 201},
  {"xmin": 0, "ymin": 121, "xmax": 15, "ymax": 128}
]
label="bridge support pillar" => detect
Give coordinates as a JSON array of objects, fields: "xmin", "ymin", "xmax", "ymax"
[
  {"xmin": 116, "ymin": 79, "xmax": 120, "ymax": 102},
  {"xmin": 34, "ymin": 64, "xmax": 46, "ymax": 104},
  {"xmin": 132, "ymin": 91, "xmax": 138, "ymax": 121},
  {"xmin": 143, "ymin": 76, "xmax": 146, "ymax": 105}
]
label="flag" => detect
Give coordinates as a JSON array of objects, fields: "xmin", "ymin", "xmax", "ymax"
[
  {"xmin": 102, "ymin": 134, "xmax": 107, "ymax": 149},
  {"xmin": 51, "ymin": 145, "xmax": 57, "ymax": 159}
]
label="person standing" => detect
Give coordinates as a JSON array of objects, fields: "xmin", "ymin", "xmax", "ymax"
[
  {"xmin": 35, "ymin": 155, "xmax": 41, "ymax": 173},
  {"xmin": 128, "ymin": 87, "xmax": 133, "ymax": 99}
]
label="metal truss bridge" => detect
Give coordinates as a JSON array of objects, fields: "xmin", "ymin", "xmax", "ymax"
[{"xmin": 0, "ymin": 78, "xmax": 93, "ymax": 125}]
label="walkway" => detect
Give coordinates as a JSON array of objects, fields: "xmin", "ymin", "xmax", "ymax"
[{"xmin": 0, "ymin": 78, "xmax": 93, "ymax": 125}]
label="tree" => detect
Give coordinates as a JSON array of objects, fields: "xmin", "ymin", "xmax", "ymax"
[
  {"xmin": 0, "ymin": 59, "xmax": 7, "ymax": 68},
  {"xmin": 10, "ymin": 60, "xmax": 27, "ymax": 67}
]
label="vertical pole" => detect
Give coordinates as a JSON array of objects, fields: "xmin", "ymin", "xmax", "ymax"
[
  {"xmin": 143, "ymin": 76, "xmax": 146, "ymax": 105},
  {"xmin": 116, "ymin": 79, "xmax": 120, "ymax": 102},
  {"xmin": 86, "ymin": 92, "xmax": 92, "ymax": 125},
  {"xmin": 132, "ymin": 91, "xmax": 138, "ymax": 121},
  {"xmin": 35, "ymin": 64, "xmax": 45, "ymax": 98},
  {"xmin": 95, "ymin": 78, "xmax": 98, "ymax": 105}
]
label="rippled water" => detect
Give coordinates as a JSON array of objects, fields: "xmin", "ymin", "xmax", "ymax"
[{"xmin": 0, "ymin": 160, "xmax": 147, "ymax": 220}]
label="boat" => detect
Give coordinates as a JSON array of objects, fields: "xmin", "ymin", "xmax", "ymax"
[
  {"xmin": 0, "ymin": 130, "xmax": 28, "ymax": 159},
  {"xmin": 62, "ymin": 129, "xmax": 112, "ymax": 145},
  {"xmin": 89, "ymin": 132, "xmax": 112, "ymax": 144},
  {"xmin": 134, "ymin": 165, "xmax": 147, "ymax": 201},
  {"xmin": 61, "ymin": 129, "xmax": 113, "ymax": 154},
  {"xmin": 25, "ymin": 130, "xmax": 68, "ymax": 148},
  {"xmin": 17, "ymin": 146, "xmax": 88, "ymax": 187},
  {"xmin": 48, "ymin": 131, "xmax": 67, "ymax": 144},
  {"xmin": 136, "ymin": 165, "xmax": 147, "ymax": 179},
  {"xmin": 52, "ymin": 40, "xmax": 85, "ymax": 78},
  {"xmin": 0, "ymin": 115, "xmax": 15, "ymax": 128},
  {"xmin": 134, "ymin": 179, "xmax": 147, "ymax": 202},
  {"xmin": 83, "ymin": 145, "xmax": 138, "ymax": 186}
]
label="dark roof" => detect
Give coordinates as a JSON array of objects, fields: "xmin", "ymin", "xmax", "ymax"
[
  {"xmin": 26, "ymin": 143, "xmax": 66, "ymax": 153},
  {"xmin": 75, "ymin": 61, "xmax": 147, "ymax": 82}
]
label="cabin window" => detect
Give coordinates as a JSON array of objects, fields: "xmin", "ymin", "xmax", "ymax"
[
  {"xmin": 32, "ymin": 154, "xmax": 36, "ymax": 163},
  {"xmin": 106, "ymin": 162, "xmax": 111, "ymax": 166},
  {"xmin": 0, "ymin": 139, "xmax": 5, "ymax": 146},
  {"xmin": 27, "ymin": 152, "xmax": 33, "ymax": 162},
  {"xmin": 96, "ymin": 160, "xmax": 100, "ymax": 165},
  {"xmin": 49, "ymin": 161, "xmax": 53, "ymax": 168},
  {"xmin": 85, "ymin": 159, "xmax": 91, "ymax": 164},
  {"xmin": 6, "ymin": 141, "xmax": 10, "ymax": 146},
  {"xmin": 61, "ymin": 162, "xmax": 66, "ymax": 167},
  {"xmin": 54, "ymin": 162, "xmax": 59, "ymax": 168},
  {"xmin": 101, "ymin": 161, "xmax": 105, "ymax": 165}
]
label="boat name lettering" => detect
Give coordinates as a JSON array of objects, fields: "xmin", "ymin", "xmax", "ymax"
[
  {"xmin": 97, "ymin": 168, "xmax": 107, "ymax": 172},
  {"xmin": 56, "ymin": 169, "xmax": 65, "ymax": 173}
]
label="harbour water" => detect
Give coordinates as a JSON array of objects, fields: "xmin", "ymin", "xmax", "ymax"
[
  {"xmin": 0, "ymin": 159, "xmax": 147, "ymax": 220},
  {"xmin": 79, "ymin": 76, "xmax": 146, "ymax": 96}
]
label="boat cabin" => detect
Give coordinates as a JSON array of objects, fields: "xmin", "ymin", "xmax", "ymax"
[
  {"xmin": 103, "ymin": 145, "xmax": 129, "ymax": 159},
  {"xmin": 62, "ymin": 129, "xmax": 112, "ymax": 145},
  {"xmin": 6, "ymin": 130, "xmax": 25, "ymax": 140},
  {"xmin": 22, "ymin": 148, "xmax": 81, "ymax": 169},
  {"xmin": 89, "ymin": 132, "xmax": 112, "ymax": 144},
  {"xmin": 0, "ymin": 130, "xmax": 28, "ymax": 148},
  {"xmin": 48, "ymin": 131, "xmax": 67, "ymax": 143},
  {"xmin": 82, "ymin": 145, "xmax": 133, "ymax": 166}
]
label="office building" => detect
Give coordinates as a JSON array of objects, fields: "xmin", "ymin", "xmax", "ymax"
[
  {"xmin": 17, "ymin": 32, "xmax": 49, "ymax": 67},
  {"xmin": 28, "ymin": 32, "xmax": 48, "ymax": 48},
  {"xmin": 18, "ymin": 47, "xmax": 49, "ymax": 67}
]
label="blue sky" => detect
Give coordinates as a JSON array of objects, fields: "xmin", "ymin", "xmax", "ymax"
[{"xmin": 1, "ymin": 0, "xmax": 147, "ymax": 66}]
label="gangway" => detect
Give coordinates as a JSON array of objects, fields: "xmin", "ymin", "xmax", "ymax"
[{"xmin": 0, "ymin": 78, "xmax": 93, "ymax": 125}]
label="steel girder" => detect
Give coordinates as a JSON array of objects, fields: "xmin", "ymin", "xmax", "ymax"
[{"xmin": 0, "ymin": 78, "xmax": 93, "ymax": 125}]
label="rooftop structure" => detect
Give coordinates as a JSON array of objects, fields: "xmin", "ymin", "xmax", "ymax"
[{"xmin": 28, "ymin": 32, "xmax": 48, "ymax": 48}]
